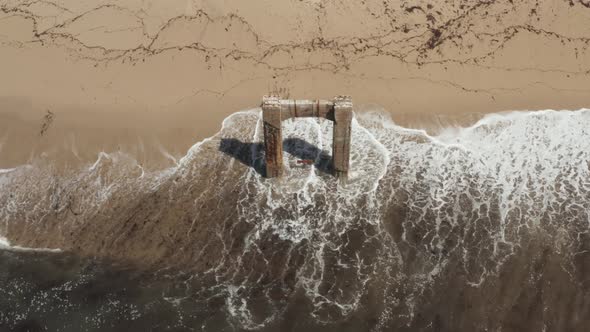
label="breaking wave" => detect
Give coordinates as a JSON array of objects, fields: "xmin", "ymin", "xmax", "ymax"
[{"xmin": 1, "ymin": 108, "xmax": 590, "ymax": 331}]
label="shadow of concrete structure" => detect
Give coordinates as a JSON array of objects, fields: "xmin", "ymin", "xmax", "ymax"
[
  {"xmin": 219, "ymin": 138, "xmax": 333, "ymax": 177},
  {"xmin": 282, "ymin": 138, "xmax": 333, "ymax": 175},
  {"xmin": 218, "ymin": 138, "xmax": 265, "ymax": 176}
]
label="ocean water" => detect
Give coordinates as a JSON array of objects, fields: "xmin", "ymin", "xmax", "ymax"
[{"xmin": 1, "ymin": 109, "xmax": 590, "ymax": 331}]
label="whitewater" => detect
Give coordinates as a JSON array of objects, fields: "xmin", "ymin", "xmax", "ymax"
[{"xmin": 1, "ymin": 108, "xmax": 589, "ymax": 331}]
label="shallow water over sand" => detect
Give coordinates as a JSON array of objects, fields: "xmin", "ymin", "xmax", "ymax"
[{"xmin": 1, "ymin": 109, "xmax": 590, "ymax": 331}]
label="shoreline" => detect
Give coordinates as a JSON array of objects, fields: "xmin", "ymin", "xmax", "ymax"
[{"xmin": 1, "ymin": 105, "xmax": 588, "ymax": 169}]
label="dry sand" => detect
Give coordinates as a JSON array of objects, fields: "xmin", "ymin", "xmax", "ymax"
[{"xmin": 1, "ymin": 0, "xmax": 590, "ymax": 166}]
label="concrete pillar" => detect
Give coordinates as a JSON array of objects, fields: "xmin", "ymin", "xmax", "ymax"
[
  {"xmin": 262, "ymin": 96, "xmax": 283, "ymax": 178},
  {"xmin": 332, "ymin": 96, "xmax": 352, "ymax": 180}
]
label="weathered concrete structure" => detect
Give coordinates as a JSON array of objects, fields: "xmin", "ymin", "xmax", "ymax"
[{"xmin": 262, "ymin": 96, "xmax": 352, "ymax": 179}]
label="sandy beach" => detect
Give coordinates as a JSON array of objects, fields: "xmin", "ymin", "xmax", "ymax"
[{"xmin": 2, "ymin": 0, "xmax": 590, "ymax": 167}]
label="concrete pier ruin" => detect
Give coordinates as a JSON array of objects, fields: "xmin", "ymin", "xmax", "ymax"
[{"xmin": 262, "ymin": 96, "xmax": 353, "ymax": 179}]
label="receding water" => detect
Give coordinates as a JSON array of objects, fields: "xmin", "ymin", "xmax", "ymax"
[{"xmin": 1, "ymin": 109, "xmax": 590, "ymax": 331}]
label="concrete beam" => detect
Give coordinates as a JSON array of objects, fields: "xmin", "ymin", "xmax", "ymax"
[{"xmin": 279, "ymin": 99, "xmax": 333, "ymax": 120}]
